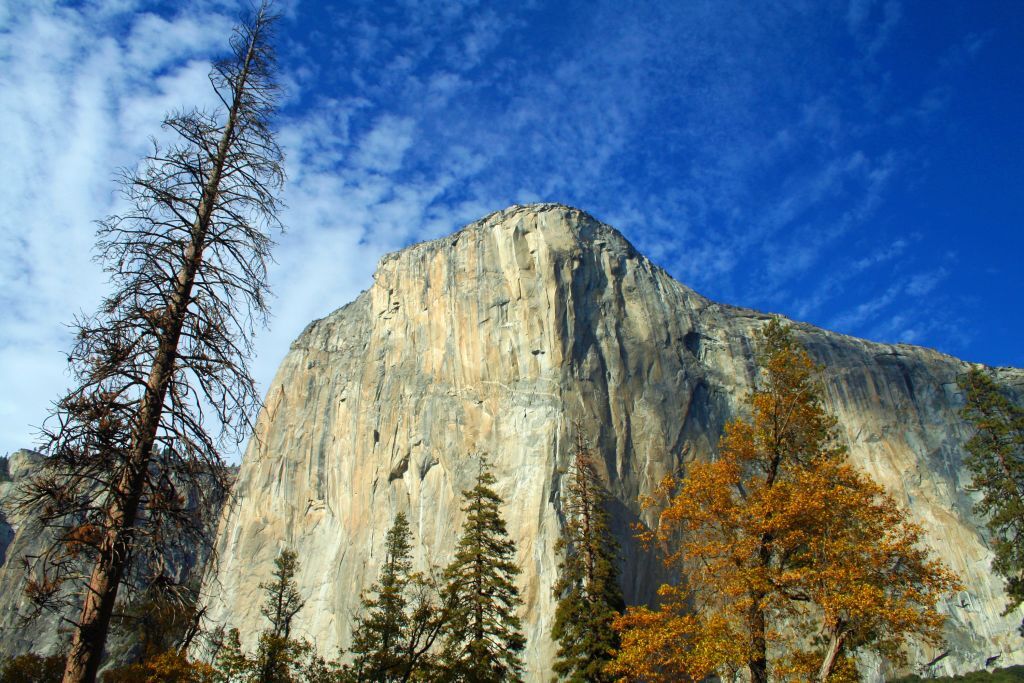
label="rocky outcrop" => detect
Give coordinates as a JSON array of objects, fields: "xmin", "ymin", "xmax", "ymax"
[
  {"xmin": 0, "ymin": 450, "xmax": 45, "ymax": 572},
  {"xmin": 0, "ymin": 450, "xmax": 229, "ymax": 664},
  {"xmin": 201, "ymin": 204, "xmax": 1023, "ymax": 680},
  {"xmin": 0, "ymin": 449, "xmax": 66, "ymax": 657}
]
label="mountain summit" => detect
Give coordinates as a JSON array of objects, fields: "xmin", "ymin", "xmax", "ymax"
[{"xmin": 196, "ymin": 203, "xmax": 1021, "ymax": 680}]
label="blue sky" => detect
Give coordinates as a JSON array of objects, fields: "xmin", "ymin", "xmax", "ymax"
[{"xmin": 1, "ymin": 0, "xmax": 1022, "ymax": 456}]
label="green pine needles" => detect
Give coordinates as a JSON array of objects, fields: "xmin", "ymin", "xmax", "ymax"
[
  {"xmin": 205, "ymin": 460, "xmax": 528, "ymax": 681},
  {"xmin": 350, "ymin": 512, "xmax": 415, "ymax": 679},
  {"xmin": 440, "ymin": 458, "xmax": 526, "ymax": 682},
  {"xmin": 212, "ymin": 548, "xmax": 323, "ymax": 682},
  {"xmin": 550, "ymin": 431, "xmax": 624, "ymax": 682},
  {"xmin": 349, "ymin": 512, "xmax": 449, "ymax": 682},
  {"xmin": 959, "ymin": 368, "xmax": 1024, "ymax": 633}
]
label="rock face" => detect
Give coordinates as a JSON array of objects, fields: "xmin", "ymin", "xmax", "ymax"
[
  {"xmin": 0, "ymin": 450, "xmax": 227, "ymax": 663},
  {"xmin": 0, "ymin": 450, "xmax": 45, "ymax": 570},
  {"xmin": 0, "ymin": 449, "xmax": 62, "ymax": 655},
  {"xmin": 201, "ymin": 204, "xmax": 1024, "ymax": 680}
]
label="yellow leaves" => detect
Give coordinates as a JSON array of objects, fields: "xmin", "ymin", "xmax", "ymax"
[
  {"xmin": 611, "ymin": 320, "xmax": 961, "ymax": 681},
  {"xmin": 777, "ymin": 650, "xmax": 859, "ymax": 682},
  {"xmin": 101, "ymin": 650, "xmax": 216, "ymax": 682},
  {"xmin": 608, "ymin": 606, "xmax": 747, "ymax": 682}
]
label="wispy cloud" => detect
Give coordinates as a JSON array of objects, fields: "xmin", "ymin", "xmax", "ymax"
[
  {"xmin": 906, "ymin": 268, "xmax": 949, "ymax": 297},
  {"xmin": 828, "ymin": 265, "xmax": 953, "ymax": 338},
  {"xmin": 0, "ymin": 0, "xmax": 236, "ymax": 453},
  {"xmin": 0, "ymin": 0, "xmax": 1009, "ymax": 455}
]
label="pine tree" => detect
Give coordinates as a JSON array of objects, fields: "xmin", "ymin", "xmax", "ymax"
[
  {"xmin": 210, "ymin": 550, "xmax": 316, "ymax": 682},
  {"xmin": 440, "ymin": 459, "xmax": 525, "ymax": 682},
  {"xmin": 209, "ymin": 627, "xmax": 249, "ymax": 682},
  {"xmin": 350, "ymin": 513, "xmax": 413, "ymax": 680},
  {"xmin": 550, "ymin": 430, "xmax": 624, "ymax": 682},
  {"xmin": 256, "ymin": 549, "xmax": 310, "ymax": 683},
  {"xmin": 14, "ymin": 3, "xmax": 285, "ymax": 680},
  {"xmin": 959, "ymin": 367, "xmax": 1024, "ymax": 632},
  {"xmin": 348, "ymin": 512, "xmax": 448, "ymax": 682}
]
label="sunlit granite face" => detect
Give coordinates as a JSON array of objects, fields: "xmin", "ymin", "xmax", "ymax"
[{"xmin": 196, "ymin": 203, "xmax": 1022, "ymax": 681}]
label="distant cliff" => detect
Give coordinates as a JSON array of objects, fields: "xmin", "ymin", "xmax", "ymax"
[
  {"xmin": 0, "ymin": 450, "xmax": 44, "ymax": 573},
  {"xmin": 0, "ymin": 449, "xmax": 229, "ymax": 664}
]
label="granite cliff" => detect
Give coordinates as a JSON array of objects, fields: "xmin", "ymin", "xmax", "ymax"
[
  {"xmin": 0, "ymin": 450, "xmax": 227, "ymax": 663},
  {"xmin": 0, "ymin": 449, "xmax": 66, "ymax": 655},
  {"xmin": 191, "ymin": 203, "xmax": 1021, "ymax": 680}
]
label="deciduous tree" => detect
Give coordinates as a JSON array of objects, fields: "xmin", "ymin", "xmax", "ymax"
[
  {"xmin": 611, "ymin": 320, "xmax": 958, "ymax": 682},
  {"xmin": 101, "ymin": 650, "xmax": 216, "ymax": 683},
  {"xmin": 439, "ymin": 459, "xmax": 525, "ymax": 682},
  {"xmin": 551, "ymin": 430, "xmax": 624, "ymax": 682},
  {"xmin": 13, "ymin": 3, "xmax": 285, "ymax": 681},
  {"xmin": 778, "ymin": 457, "xmax": 959, "ymax": 681},
  {"xmin": 959, "ymin": 368, "xmax": 1024, "ymax": 633}
]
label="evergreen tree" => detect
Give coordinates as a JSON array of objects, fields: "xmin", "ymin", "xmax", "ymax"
[
  {"xmin": 550, "ymin": 430, "xmax": 624, "ymax": 682},
  {"xmin": 210, "ymin": 549, "xmax": 318, "ymax": 682},
  {"xmin": 348, "ymin": 512, "xmax": 449, "ymax": 682},
  {"xmin": 261, "ymin": 550, "xmax": 307, "ymax": 645},
  {"xmin": 959, "ymin": 368, "xmax": 1024, "ymax": 632},
  {"xmin": 256, "ymin": 549, "xmax": 310, "ymax": 682},
  {"xmin": 350, "ymin": 513, "xmax": 413, "ymax": 680},
  {"xmin": 209, "ymin": 627, "xmax": 249, "ymax": 682},
  {"xmin": 440, "ymin": 459, "xmax": 525, "ymax": 682}
]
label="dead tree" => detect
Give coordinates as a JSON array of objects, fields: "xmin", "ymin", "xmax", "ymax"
[{"xmin": 14, "ymin": 3, "xmax": 284, "ymax": 681}]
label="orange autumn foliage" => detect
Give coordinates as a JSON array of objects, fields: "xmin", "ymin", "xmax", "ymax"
[
  {"xmin": 100, "ymin": 650, "xmax": 215, "ymax": 683},
  {"xmin": 783, "ymin": 460, "xmax": 960, "ymax": 680},
  {"xmin": 609, "ymin": 320, "xmax": 959, "ymax": 682}
]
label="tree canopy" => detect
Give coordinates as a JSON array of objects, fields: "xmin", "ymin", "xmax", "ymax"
[
  {"xmin": 959, "ymin": 367, "xmax": 1024, "ymax": 632},
  {"xmin": 439, "ymin": 459, "xmax": 525, "ymax": 682},
  {"xmin": 348, "ymin": 512, "xmax": 449, "ymax": 682},
  {"xmin": 551, "ymin": 430, "xmax": 624, "ymax": 682},
  {"xmin": 611, "ymin": 319, "xmax": 958, "ymax": 682}
]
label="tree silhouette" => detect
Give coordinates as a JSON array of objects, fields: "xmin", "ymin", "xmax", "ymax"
[{"xmin": 257, "ymin": 549, "xmax": 308, "ymax": 682}]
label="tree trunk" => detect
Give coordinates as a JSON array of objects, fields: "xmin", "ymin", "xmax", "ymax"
[
  {"xmin": 60, "ymin": 464, "xmax": 146, "ymax": 681},
  {"xmin": 62, "ymin": 255, "xmax": 199, "ymax": 681},
  {"xmin": 62, "ymin": 308, "xmax": 192, "ymax": 681},
  {"xmin": 60, "ymin": 28, "xmax": 260, "ymax": 682},
  {"xmin": 748, "ymin": 598, "xmax": 769, "ymax": 683},
  {"xmin": 817, "ymin": 625, "xmax": 847, "ymax": 682}
]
